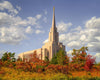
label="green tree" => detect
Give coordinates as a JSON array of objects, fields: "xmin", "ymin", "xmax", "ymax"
[
  {"xmin": 1, "ymin": 52, "xmax": 15, "ymax": 62},
  {"xmin": 56, "ymin": 49, "xmax": 66, "ymax": 65},
  {"xmin": 50, "ymin": 54, "xmax": 58, "ymax": 64},
  {"xmin": 50, "ymin": 49, "xmax": 66, "ymax": 65},
  {"xmin": 45, "ymin": 56, "xmax": 49, "ymax": 62}
]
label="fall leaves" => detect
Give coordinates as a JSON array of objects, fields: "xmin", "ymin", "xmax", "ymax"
[{"xmin": 0, "ymin": 47, "xmax": 100, "ymax": 79}]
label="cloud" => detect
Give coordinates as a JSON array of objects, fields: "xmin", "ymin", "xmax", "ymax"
[
  {"xmin": 43, "ymin": 39, "xmax": 48, "ymax": 44},
  {"xmin": 36, "ymin": 14, "xmax": 42, "ymax": 19},
  {"xmin": 0, "ymin": 26, "xmax": 26, "ymax": 44},
  {"xmin": 67, "ymin": 50, "xmax": 73, "ymax": 55},
  {"xmin": 80, "ymin": 35, "xmax": 86, "ymax": 41},
  {"xmin": 58, "ymin": 17, "xmax": 100, "ymax": 53},
  {"xmin": 71, "ymin": 26, "xmax": 81, "ymax": 32},
  {"xmin": 85, "ymin": 16, "xmax": 100, "ymax": 29},
  {"xmin": 35, "ymin": 30, "xmax": 44, "ymax": 34},
  {"xmin": 25, "ymin": 26, "xmax": 33, "ymax": 34},
  {"xmin": 16, "ymin": 5, "xmax": 21, "ymax": 11},
  {"xmin": 0, "ymin": 1, "xmax": 19, "ymax": 15},
  {"xmin": 0, "ymin": 12, "xmax": 43, "ymax": 44},
  {"xmin": 95, "ymin": 53, "xmax": 100, "ymax": 58},
  {"xmin": 59, "ymin": 34, "xmax": 66, "ymax": 42},
  {"xmin": 95, "ymin": 53, "xmax": 100, "ymax": 63},
  {"xmin": 0, "ymin": 1, "xmax": 44, "ymax": 45},
  {"xmin": 67, "ymin": 41, "xmax": 81, "ymax": 48},
  {"xmin": 57, "ymin": 22, "xmax": 72, "ymax": 33}
]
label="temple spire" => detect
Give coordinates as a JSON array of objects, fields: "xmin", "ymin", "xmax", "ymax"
[{"xmin": 52, "ymin": 7, "xmax": 56, "ymax": 29}]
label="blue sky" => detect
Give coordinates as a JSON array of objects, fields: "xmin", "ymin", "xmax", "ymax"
[{"xmin": 0, "ymin": 0, "xmax": 100, "ymax": 62}]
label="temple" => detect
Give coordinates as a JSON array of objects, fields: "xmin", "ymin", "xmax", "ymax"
[{"xmin": 18, "ymin": 7, "xmax": 65, "ymax": 61}]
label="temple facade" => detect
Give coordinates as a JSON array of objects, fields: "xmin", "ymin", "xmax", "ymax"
[{"xmin": 18, "ymin": 7, "xmax": 65, "ymax": 61}]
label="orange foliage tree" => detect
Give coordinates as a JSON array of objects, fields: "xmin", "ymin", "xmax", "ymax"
[{"xmin": 69, "ymin": 47, "xmax": 88, "ymax": 71}]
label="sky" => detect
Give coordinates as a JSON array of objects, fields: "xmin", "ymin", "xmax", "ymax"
[{"xmin": 0, "ymin": 0, "xmax": 100, "ymax": 62}]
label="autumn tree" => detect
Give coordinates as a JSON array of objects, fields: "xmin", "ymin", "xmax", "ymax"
[
  {"xmin": 1, "ymin": 52, "xmax": 15, "ymax": 62},
  {"xmin": 84, "ymin": 54, "xmax": 96, "ymax": 71},
  {"xmin": 29, "ymin": 51, "xmax": 40, "ymax": 63},
  {"xmin": 71, "ymin": 46, "xmax": 88, "ymax": 64}
]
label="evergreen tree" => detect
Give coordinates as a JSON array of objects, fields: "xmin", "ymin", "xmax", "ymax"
[
  {"xmin": 56, "ymin": 49, "xmax": 66, "ymax": 65},
  {"xmin": 50, "ymin": 54, "xmax": 58, "ymax": 64},
  {"xmin": 50, "ymin": 49, "xmax": 66, "ymax": 65},
  {"xmin": 1, "ymin": 52, "xmax": 15, "ymax": 62}
]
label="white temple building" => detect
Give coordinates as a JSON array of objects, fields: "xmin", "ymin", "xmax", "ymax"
[{"xmin": 19, "ymin": 7, "xmax": 65, "ymax": 61}]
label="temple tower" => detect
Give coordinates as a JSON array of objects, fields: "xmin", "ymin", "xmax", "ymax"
[{"xmin": 48, "ymin": 7, "xmax": 59, "ymax": 60}]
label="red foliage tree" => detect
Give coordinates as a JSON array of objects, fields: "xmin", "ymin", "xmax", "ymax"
[{"xmin": 84, "ymin": 54, "xmax": 96, "ymax": 71}]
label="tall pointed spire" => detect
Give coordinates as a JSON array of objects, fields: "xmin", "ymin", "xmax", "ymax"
[
  {"xmin": 52, "ymin": 7, "xmax": 56, "ymax": 28},
  {"xmin": 49, "ymin": 7, "xmax": 58, "ymax": 43}
]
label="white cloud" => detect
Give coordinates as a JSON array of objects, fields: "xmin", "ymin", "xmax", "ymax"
[
  {"xmin": 87, "ymin": 42, "xmax": 100, "ymax": 52},
  {"xmin": 25, "ymin": 26, "xmax": 33, "ymax": 34},
  {"xmin": 59, "ymin": 34, "xmax": 66, "ymax": 42},
  {"xmin": 87, "ymin": 43, "xmax": 94, "ymax": 47},
  {"xmin": 67, "ymin": 41, "xmax": 81, "ymax": 48},
  {"xmin": 95, "ymin": 53, "xmax": 100, "ymax": 58},
  {"xmin": 57, "ymin": 16, "xmax": 100, "ymax": 53},
  {"xmin": 0, "ymin": 1, "xmax": 19, "ymax": 15},
  {"xmin": 95, "ymin": 53, "xmax": 100, "ymax": 63},
  {"xmin": 85, "ymin": 16, "xmax": 100, "ymax": 29},
  {"xmin": 71, "ymin": 26, "xmax": 81, "ymax": 31},
  {"xmin": 95, "ymin": 37, "xmax": 100, "ymax": 41},
  {"xmin": 0, "ymin": 1, "xmax": 44, "ymax": 45},
  {"xmin": 67, "ymin": 50, "xmax": 73, "ymax": 55},
  {"xmin": 36, "ymin": 14, "xmax": 42, "ymax": 19},
  {"xmin": 57, "ymin": 22, "xmax": 72, "ymax": 33},
  {"xmin": 43, "ymin": 39, "xmax": 48, "ymax": 44},
  {"xmin": 16, "ymin": 5, "xmax": 21, "ymax": 11},
  {"xmin": 0, "ymin": 26, "xmax": 26, "ymax": 44},
  {"xmin": 35, "ymin": 30, "xmax": 44, "ymax": 34},
  {"xmin": 80, "ymin": 34, "xmax": 86, "ymax": 41}
]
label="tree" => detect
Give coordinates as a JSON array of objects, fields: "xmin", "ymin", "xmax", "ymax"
[
  {"xmin": 45, "ymin": 56, "xmax": 49, "ymax": 62},
  {"xmin": 70, "ymin": 47, "xmax": 88, "ymax": 71},
  {"xmin": 56, "ymin": 49, "xmax": 66, "ymax": 65},
  {"xmin": 1, "ymin": 52, "xmax": 15, "ymax": 62},
  {"xmin": 71, "ymin": 46, "xmax": 87, "ymax": 64},
  {"xmin": 84, "ymin": 54, "xmax": 96, "ymax": 71},
  {"xmin": 50, "ymin": 49, "xmax": 66, "ymax": 65},
  {"xmin": 64, "ymin": 56, "xmax": 69, "ymax": 65},
  {"xmin": 50, "ymin": 54, "xmax": 58, "ymax": 64}
]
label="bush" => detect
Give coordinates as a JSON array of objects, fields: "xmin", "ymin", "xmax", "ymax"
[{"xmin": 45, "ymin": 64, "xmax": 68, "ymax": 74}]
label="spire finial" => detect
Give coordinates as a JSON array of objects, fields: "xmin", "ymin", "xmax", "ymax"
[
  {"xmin": 53, "ymin": 7, "xmax": 55, "ymax": 12},
  {"xmin": 52, "ymin": 6, "xmax": 56, "ymax": 28}
]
